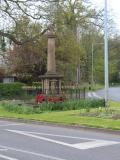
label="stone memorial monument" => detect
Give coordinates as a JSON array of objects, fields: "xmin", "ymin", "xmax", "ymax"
[{"xmin": 40, "ymin": 25, "xmax": 63, "ymax": 95}]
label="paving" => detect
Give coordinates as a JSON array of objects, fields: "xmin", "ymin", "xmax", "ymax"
[{"xmin": 0, "ymin": 120, "xmax": 120, "ymax": 160}]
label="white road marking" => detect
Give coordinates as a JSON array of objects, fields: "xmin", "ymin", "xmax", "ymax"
[
  {"xmin": 88, "ymin": 92, "xmax": 92, "ymax": 98},
  {"xmin": 0, "ymin": 145, "xmax": 67, "ymax": 160},
  {"xmin": 24, "ymin": 131, "xmax": 96, "ymax": 141},
  {"xmin": 7, "ymin": 129, "xmax": 120, "ymax": 150},
  {"xmin": 22, "ymin": 131, "xmax": 105, "ymax": 141},
  {"xmin": 7, "ymin": 129, "xmax": 74, "ymax": 148},
  {"xmin": 88, "ymin": 92, "xmax": 102, "ymax": 99},
  {"xmin": 0, "ymin": 148, "xmax": 8, "ymax": 151},
  {"xmin": 0, "ymin": 154, "xmax": 18, "ymax": 160},
  {"xmin": 92, "ymin": 92, "xmax": 102, "ymax": 99},
  {"xmin": 72, "ymin": 140, "xmax": 119, "ymax": 149}
]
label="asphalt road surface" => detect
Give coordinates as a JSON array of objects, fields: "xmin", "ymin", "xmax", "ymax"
[
  {"xmin": 0, "ymin": 120, "xmax": 120, "ymax": 160},
  {"xmin": 87, "ymin": 87, "xmax": 120, "ymax": 102}
]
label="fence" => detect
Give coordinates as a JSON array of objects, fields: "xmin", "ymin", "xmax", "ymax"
[
  {"xmin": 62, "ymin": 87, "xmax": 86, "ymax": 100},
  {"xmin": 25, "ymin": 86, "xmax": 86, "ymax": 100},
  {"xmin": 0, "ymin": 83, "xmax": 86, "ymax": 101}
]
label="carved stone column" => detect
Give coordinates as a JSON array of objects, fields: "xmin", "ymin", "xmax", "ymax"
[{"xmin": 47, "ymin": 32, "xmax": 56, "ymax": 74}]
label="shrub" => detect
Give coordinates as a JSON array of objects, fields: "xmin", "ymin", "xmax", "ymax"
[
  {"xmin": 37, "ymin": 99, "xmax": 105, "ymax": 111},
  {"xmin": 1, "ymin": 99, "xmax": 105, "ymax": 114},
  {"xmin": 0, "ymin": 82, "xmax": 25, "ymax": 99},
  {"xmin": 2, "ymin": 102, "xmax": 34, "ymax": 114}
]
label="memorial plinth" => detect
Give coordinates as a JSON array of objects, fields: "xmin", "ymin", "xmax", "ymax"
[{"xmin": 40, "ymin": 29, "xmax": 63, "ymax": 95}]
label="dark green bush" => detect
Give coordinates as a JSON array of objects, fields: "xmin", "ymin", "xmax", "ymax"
[{"xmin": 0, "ymin": 82, "xmax": 25, "ymax": 99}]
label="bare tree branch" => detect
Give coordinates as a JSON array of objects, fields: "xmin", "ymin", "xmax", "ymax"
[{"xmin": 0, "ymin": 28, "xmax": 48, "ymax": 45}]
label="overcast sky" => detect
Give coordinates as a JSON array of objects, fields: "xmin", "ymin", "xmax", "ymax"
[{"xmin": 91, "ymin": 0, "xmax": 120, "ymax": 31}]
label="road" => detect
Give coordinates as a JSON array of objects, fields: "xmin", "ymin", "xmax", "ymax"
[
  {"xmin": 87, "ymin": 87, "xmax": 120, "ymax": 102},
  {"xmin": 0, "ymin": 120, "xmax": 120, "ymax": 160}
]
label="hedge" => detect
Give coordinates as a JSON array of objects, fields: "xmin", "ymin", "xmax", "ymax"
[{"xmin": 0, "ymin": 82, "xmax": 25, "ymax": 99}]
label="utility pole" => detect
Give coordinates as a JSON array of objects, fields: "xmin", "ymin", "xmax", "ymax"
[{"xmin": 104, "ymin": 0, "xmax": 109, "ymax": 107}]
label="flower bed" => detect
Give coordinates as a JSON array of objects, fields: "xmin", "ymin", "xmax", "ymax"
[{"xmin": 35, "ymin": 94, "xmax": 65, "ymax": 103}]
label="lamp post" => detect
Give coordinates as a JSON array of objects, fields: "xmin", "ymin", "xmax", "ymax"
[
  {"xmin": 91, "ymin": 0, "xmax": 109, "ymax": 107},
  {"xmin": 104, "ymin": 0, "xmax": 109, "ymax": 107}
]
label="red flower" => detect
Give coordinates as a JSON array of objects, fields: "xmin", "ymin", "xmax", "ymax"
[{"xmin": 35, "ymin": 94, "xmax": 45, "ymax": 103}]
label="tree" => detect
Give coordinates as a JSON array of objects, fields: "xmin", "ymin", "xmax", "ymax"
[
  {"xmin": 45, "ymin": 0, "xmax": 103, "ymax": 36},
  {"xmin": 7, "ymin": 43, "xmax": 47, "ymax": 82},
  {"xmin": 108, "ymin": 36, "xmax": 120, "ymax": 83},
  {"xmin": 55, "ymin": 30, "xmax": 86, "ymax": 81},
  {"xmin": 41, "ymin": 0, "xmax": 105, "ymax": 82},
  {"xmin": 1, "ymin": 0, "xmax": 118, "ymax": 84},
  {"xmin": 4, "ymin": 17, "xmax": 47, "ymax": 82},
  {"xmin": 0, "ymin": 0, "xmax": 55, "ymax": 45}
]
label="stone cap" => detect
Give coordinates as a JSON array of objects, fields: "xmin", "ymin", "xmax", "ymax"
[
  {"xmin": 47, "ymin": 32, "xmax": 56, "ymax": 38},
  {"xmin": 47, "ymin": 24, "xmax": 55, "ymax": 38}
]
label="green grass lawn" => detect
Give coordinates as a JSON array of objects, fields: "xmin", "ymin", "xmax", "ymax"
[
  {"xmin": 0, "ymin": 101, "xmax": 120, "ymax": 130},
  {"xmin": 110, "ymin": 101, "xmax": 120, "ymax": 110}
]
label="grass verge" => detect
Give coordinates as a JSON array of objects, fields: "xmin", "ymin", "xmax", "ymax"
[{"xmin": 0, "ymin": 101, "xmax": 120, "ymax": 131}]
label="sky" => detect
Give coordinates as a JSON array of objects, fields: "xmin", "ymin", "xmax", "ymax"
[{"xmin": 91, "ymin": 0, "xmax": 120, "ymax": 31}]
